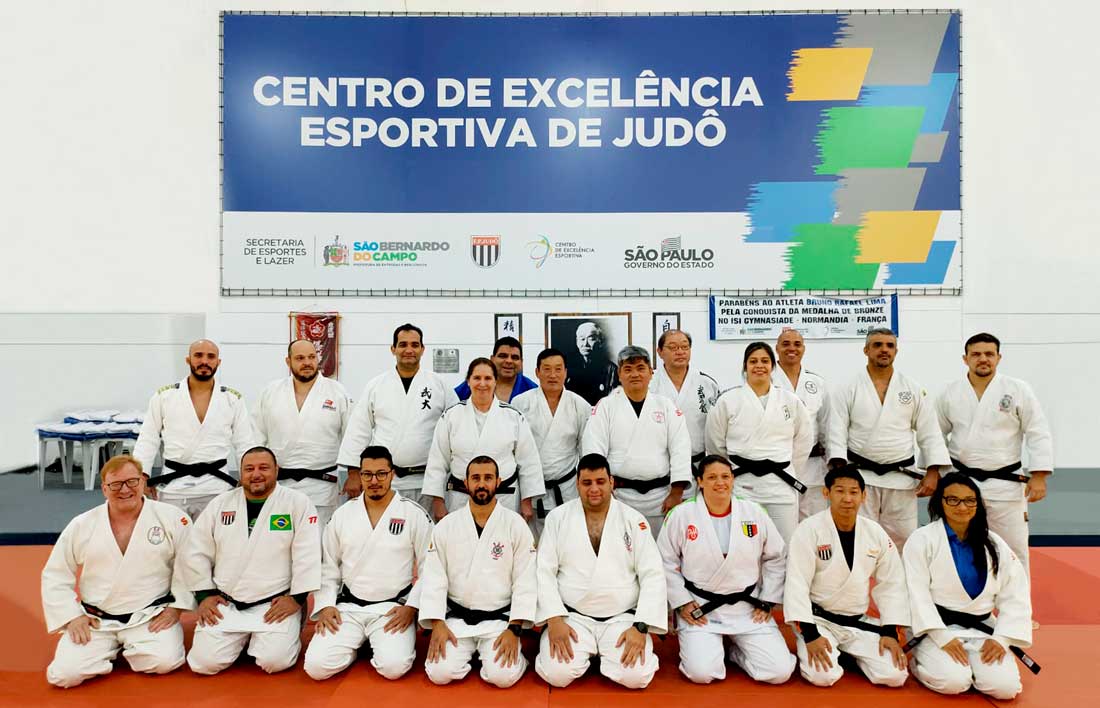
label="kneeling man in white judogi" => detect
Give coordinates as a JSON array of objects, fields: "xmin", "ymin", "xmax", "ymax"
[
  {"xmin": 418, "ymin": 455, "xmax": 537, "ymax": 687},
  {"xmin": 904, "ymin": 472, "xmax": 1033, "ymax": 700},
  {"xmin": 658, "ymin": 454, "xmax": 795, "ymax": 685},
  {"xmin": 304, "ymin": 445, "xmax": 433, "ymax": 680},
  {"xmin": 43, "ymin": 455, "xmax": 194, "ymax": 688},
  {"xmin": 784, "ymin": 466, "xmax": 910, "ymax": 688},
  {"xmin": 183, "ymin": 446, "xmax": 321, "ymax": 675},
  {"xmin": 534, "ymin": 453, "xmax": 667, "ymax": 689}
]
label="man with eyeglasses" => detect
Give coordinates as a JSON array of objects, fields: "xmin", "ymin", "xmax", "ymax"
[
  {"xmin": 254, "ymin": 339, "xmax": 351, "ymax": 526},
  {"xmin": 935, "ymin": 332, "xmax": 1053, "ymax": 580},
  {"xmin": 183, "ymin": 446, "xmax": 321, "ymax": 675},
  {"xmin": 42, "ymin": 455, "xmax": 195, "ymax": 687},
  {"xmin": 650, "ymin": 329, "xmax": 721, "ymax": 475},
  {"xmin": 304, "ymin": 445, "xmax": 433, "ymax": 681},
  {"xmin": 455, "ymin": 336, "xmax": 538, "ymax": 403}
]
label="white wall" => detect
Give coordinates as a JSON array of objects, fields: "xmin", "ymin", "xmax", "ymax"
[{"xmin": 2, "ymin": 1, "xmax": 1098, "ymax": 471}]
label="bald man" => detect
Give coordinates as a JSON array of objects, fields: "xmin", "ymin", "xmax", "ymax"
[
  {"xmin": 133, "ymin": 340, "xmax": 258, "ymax": 518},
  {"xmin": 772, "ymin": 330, "xmax": 830, "ymax": 520}
]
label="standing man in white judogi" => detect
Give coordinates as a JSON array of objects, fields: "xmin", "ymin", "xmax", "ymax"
[
  {"xmin": 42, "ymin": 455, "xmax": 194, "ymax": 688},
  {"xmin": 534, "ymin": 453, "xmax": 667, "ymax": 689},
  {"xmin": 936, "ymin": 332, "xmax": 1053, "ymax": 578},
  {"xmin": 784, "ymin": 466, "xmax": 910, "ymax": 688},
  {"xmin": 658, "ymin": 455, "xmax": 795, "ymax": 685},
  {"xmin": 773, "ymin": 329, "xmax": 831, "ymax": 520},
  {"xmin": 254, "ymin": 339, "xmax": 351, "ymax": 526},
  {"xmin": 650, "ymin": 329, "xmax": 721, "ymax": 474},
  {"xmin": 134, "ymin": 339, "xmax": 257, "ymax": 518},
  {"xmin": 184, "ymin": 446, "xmax": 321, "ymax": 675},
  {"xmin": 828, "ymin": 328, "xmax": 949, "ymax": 549},
  {"xmin": 583, "ymin": 345, "xmax": 692, "ymax": 533},
  {"xmin": 511, "ymin": 348, "xmax": 590, "ymax": 535},
  {"xmin": 339, "ymin": 323, "xmax": 458, "ymax": 510},
  {"xmin": 304, "ymin": 445, "xmax": 433, "ymax": 681},
  {"xmin": 419, "ymin": 455, "xmax": 537, "ymax": 688}
]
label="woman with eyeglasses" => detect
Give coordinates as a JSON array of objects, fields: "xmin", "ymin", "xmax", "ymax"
[
  {"xmin": 902, "ymin": 472, "xmax": 1032, "ymax": 699},
  {"xmin": 423, "ymin": 357, "xmax": 545, "ymax": 522}
]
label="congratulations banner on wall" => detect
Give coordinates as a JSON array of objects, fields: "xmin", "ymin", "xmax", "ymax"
[
  {"xmin": 221, "ymin": 12, "xmax": 960, "ymax": 296},
  {"xmin": 709, "ymin": 294, "xmax": 898, "ymax": 340}
]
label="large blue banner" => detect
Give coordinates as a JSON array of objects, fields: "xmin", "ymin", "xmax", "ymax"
[{"xmin": 221, "ymin": 12, "xmax": 960, "ymax": 295}]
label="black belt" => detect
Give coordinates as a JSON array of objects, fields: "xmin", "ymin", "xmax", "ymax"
[
  {"xmin": 951, "ymin": 459, "xmax": 1029, "ymax": 485},
  {"xmin": 903, "ymin": 605, "xmax": 1040, "ymax": 675},
  {"xmin": 537, "ymin": 469, "xmax": 578, "ymax": 518},
  {"xmin": 691, "ymin": 452, "xmax": 706, "ymax": 468},
  {"xmin": 82, "ymin": 593, "xmax": 175, "ymax": 624},
  {"xmin": 847, "ymin": 451, "xmax": 923, "ymax": 481},
  {"xmin": 811, "ymin": 603, "xmax": 897, "ymax": 639},
  {"xmin": 729, "ymin": 455, "xmax": 807, "ymax": 494},
  {"xmin": 219, "ymin": 589, "xmax": 289, "ymax": 611},
  {"xmin": 684, "ymin": 581, "xmax": 769, "ymax": 619},
  {"xmin": 564, "ymin": 602, "xmax": 633, "ymax": 623},
  {"xmin": 393, "ymin": 465, "xmax": 426, "ymax": 479},
  {"xmin": 447, "ymin": 474, "xmax": 518, "ymax": 495},
  {"xmin": 809, "ymin": 443, "xmax": 826, "ymax": 458},
  {"xmin": 280, "ymin": 465, "xmax": 338, "ymax": 483},
  {"xmin": 446, "ymin": 599, "xmax": 510, "ymax": 625},
  {"xmin": 337, "ymin": 583, "xmax": 412, "ymax": 607},
  {"xmin": 147, "ymin": 459, "xmax": 236, "ymax": 487},
  {"xmin": 612, "ymin": 474, "xmax": 670, "ymax": 494}
]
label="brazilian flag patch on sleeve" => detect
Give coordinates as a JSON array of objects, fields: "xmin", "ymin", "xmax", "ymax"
[{"xmin": 270, "ymin": 514, "xmax": 293, "ymax": 531}]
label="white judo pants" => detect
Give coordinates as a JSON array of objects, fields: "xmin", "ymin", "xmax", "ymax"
[
  {"xmin": 912, "ymin": 635, "xmax": 1021, "ymax": 700},
  {"xmin": 303, "ymin": 607, "xmax": 416, "ymax": 680},
  {"xmin": 423, "ymin": 630, "xmax": 528, "ymax": 688},
  {"xmin": 799, "ymin": 485, "xmax": 828, "ymax": 521},
  {"xmin": 858, "ymin": 486, "xmax": 917, "ymax": 550},
  {"xmin": 46, "ymin": 619, "xmax": 185, "ymax": 688},
  {"xmin": 187, "ymin": 607, "xmax": 302, "ymax": 675},
  {"xmin": 535, "ymin": 618, "xmax": 658, "ymax": 690},
  {"xmin": 985, "ymin": 495, "xmax": 1030, "ymax": 578},
  {"xmin": 156, "ymin": 491, "xmax": 219, "ymax": 520},
  {"xmin": 677, "ymin": 623, "xmax": 795, "ymax": 685},
  {"xmin": 795, "ymin": 619, "xmax": 908, "ymax": 688}
]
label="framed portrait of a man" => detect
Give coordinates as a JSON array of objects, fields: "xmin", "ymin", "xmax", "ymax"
[{"xmin": 545, "ymin": 312, "xmax": 632, "ymax": 405}]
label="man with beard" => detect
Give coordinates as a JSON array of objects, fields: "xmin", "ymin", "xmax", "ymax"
[
  {"xmin": 455, "ymin": 336, "xmax": 538, "ymax": 403},
  {"xmin": 534, "ymin": 453, "xmax": 667, "ymax": 689},
  {"xmin": 773, "ymin": 329, "xmax": 831, "ymax": 520},
  {"xmin": 935, "ymin": 332, "xmax": 1053, "ymax": 579},
  {"xmin": 418, "ymin": 455, "xmax": 537, "ymax": 687},
  {"xmin": 134, "ymin": 340, "xmax": 257, "ymax": 517},
  {"xmin": 583, "ymin": 346, "xmax": 691, "ymax": 533},
  {"xmin": 183, "ymin": 446, "xmax": 321, "ymax": 675},
  {"xmin": 42, "ymin": 455, "xmax": 194, "ymax": 687},
  {"xmin": 304, "ymin": 445, "xmax": 433, "ymax": 681},
  {"xmin": 566, "ymin": 321, "xmax": 619, "ymax": 405},
  {"xmin": 339, "ymin": 324, "xmax": 458, "ymax": 509},
  {"xmin": 828, "ymin": 329, "xmax": 949, "ymax": 550},
  {"xmin": 254, "ymin": 339, "xmax": 351, "ymax": 525}
]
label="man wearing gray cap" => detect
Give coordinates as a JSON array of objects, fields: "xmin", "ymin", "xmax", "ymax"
[{"xmin": 582, "ymin": 346, "xmax": 692, "ymax": 534}]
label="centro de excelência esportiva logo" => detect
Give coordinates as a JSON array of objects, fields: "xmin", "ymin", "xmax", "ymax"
[
  {"xmin": 623, "ymin": 236, "xmax": 715, "ymax": 269},
  {"xmin": 527, "ymin": 235, "xmax": 596, "ymax": 268}
]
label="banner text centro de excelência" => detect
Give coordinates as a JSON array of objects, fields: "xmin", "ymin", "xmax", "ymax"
[{"xmin": 251, "ymin": 72, "xmax": 763, "ymax": 149}]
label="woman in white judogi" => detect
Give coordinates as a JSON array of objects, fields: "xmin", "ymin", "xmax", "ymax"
[
  {"xmin": 418, "ymin": 456, "xmax": 537, "ymax": 688},
  {"xmin": 423, "ymin": 358, "xmax": 544, "ymax": 521},
  {"xmin": 903, "ymin": 472, "xmax": 1032, "ymax": 700},
  {"xmin": 657, "ymin": 455, "xmax": 795, "ymax": 685},
  {"xmin": 42, "ymin": 456, "xmax": 194, "ymax": 688},
  {"xmin": 511, "ymin": 348, "xmax": 590, "ymax": 534},
  {"xmin": 706, "ymin": 341, "xmax": 813, "ymax": 541},
  {"xmin": 253, "ymin": 344, "xmax": 351, "ymax": 525}
]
